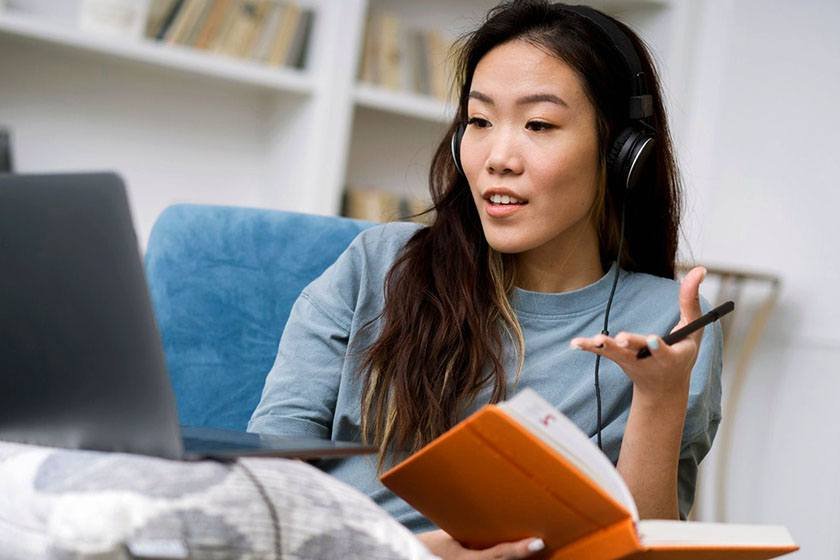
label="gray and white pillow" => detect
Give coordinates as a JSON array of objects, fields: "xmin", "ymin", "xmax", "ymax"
[{"xmin": 0, "ymin": 441, "xmax": 436, "ymax": 560}]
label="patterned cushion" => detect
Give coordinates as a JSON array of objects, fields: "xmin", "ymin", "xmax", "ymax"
[{"xmin": 0, "ymin": 441, "xmax": 435, "ymax": 559}]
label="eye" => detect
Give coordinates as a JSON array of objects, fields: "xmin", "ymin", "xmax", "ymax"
[
  {"xmin": 466, "ymin": 117, "xmax": 490, "ymax": 128},
  {"xmin": 527, "ymin": 121, "xmax": 555, "ymax": 132}
]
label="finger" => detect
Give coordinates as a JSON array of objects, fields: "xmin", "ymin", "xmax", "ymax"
[
  {"xmin": 613, "ymin": 331, "xmax": 650, "ymax": 350},
  {"xmin": 571, "ymin": 335, "xmax": 638, "ymax": 367},
  {"xmin": 570, "ymin": 334, "xmax": 608, "ymax": 350},
  {"xmin": 476, "ymin": 537, "xmax": 545, "ymax": 559},
  {"xmin": 570, "ymin": 334, "xmax": 618, "ymax": 353},
  {"xmin": 642, "ymin": 334, "xmax": 665, "ymax": 358},
  {"xmin": 678, "ymin": 267, "xmax": 706, "ymax": 327}
]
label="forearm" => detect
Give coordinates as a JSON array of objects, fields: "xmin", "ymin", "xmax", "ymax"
[{"xmin": 616, "ymin": 386, "xmax": 689, "ymax": 520}]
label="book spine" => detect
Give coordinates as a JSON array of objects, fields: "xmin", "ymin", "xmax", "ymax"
[
  {"xmin": 412, "ymin": 28, "xmax": 430, "ymax": 96},
  {"xmin": 165, "ymin": 0, "xmax": 199, "ymax": 43},
  {"xmin": 358, "ymin": 12, "xmax": 379, "ymax": 84},
  {"xmin": 154, "ymin": 0, "xmax": 184, "ymax": 40},
  {"xmin": 266, "ymin": 3, "xmax": 301, "ymax": 67},
  {"xmin": 230, "ymin": 0, "xmax": 268, "ymax": 58},
  {"xmin": 144, "ymin": 0, "xmax": 178, "ymax": 39},
  {"xmin": 215, "ymin": 2, "xmax": 251, "ymax": 56},
  {"xmin": 0, "ymin": 127, "xmax": 13, "ymax": 173},
  {"xmin": 285, "ymin": 7, "xmax": 313, "ymax": 69},
  {"xmin": 181, "ymin": 0, "xmax": 215, "ymax": 47},
  {"xmin": 399, "ymin": 24, "xmax": 415, "ymax": 93},
  {"xmin": 426, "ymin": 29, "xmax": 450, "ymax": 102},
  {"xmin": 378, "ymin": 13, "xmax": 401, "ymax": 90},
  {"xmin": 342, "ymin": 187, "xmax": 399, "ymax": 223},
  {"xmin": 240, "ymin": 0, "xmax": 272, "ymax": 59},
  {"xmin": 251, "ymin": 2, "xmax": 283, "ymax": 62},
  {"xmin": 207, "ymin": 0, "xmax": 241, "ymax": 52},
  {"xmin": 193, "ymin": 0, "xmax": 231, "ymax": 50}
]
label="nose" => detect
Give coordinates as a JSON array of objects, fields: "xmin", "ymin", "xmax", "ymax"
[{"xmin": 485, "ymin": 127, "xmax": 524, "ymax": 175}]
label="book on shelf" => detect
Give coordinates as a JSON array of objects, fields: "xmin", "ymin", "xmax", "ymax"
[
  {"xmin": 192, "ymin": 0, "xmax": 230, "ymax": 49},
  {"xmin": 342, "ymin": 187, "xmax": 432, "ymax": 225},
  {"xmin": 143, "ymin": 0, "xmax": 314, "ymax": 68},
  {"xmin": 381, "ymin": 388, "xmax": 798, "ymax": 560},
  {"xmin": 283, "ymin": 6, "xmax": 312, "ymax": 69},
  {"xmin": 148, "ymin": 0, "xmax": 183, "ymax": 40},
  {"xmin": 250, "ymin": 1, "xmax": 284, "ymax": 61},
  {"xmin": 377, "ymin": 12, "xmax": 401, "ymax": 91},
  {"xmin": 0, "ymin": 127, "xmax": 14, "ymax": 173},
  {"xmin": 406, "ymin": 27, "xmax": 430, "ymax": 97},
  {"xmin": 358, "ymin": 11, "xmax": 380, "ymax": 84},
  {"xmin": 163, "ymin": 0, "xmax": 204, "ymax": 45},
  {"xmin": 212, "ymin": 0, "xmax": 268, "ymax": 57},
  {"xmin": 181, "ymin": 0, "xmax": 215, "ymax": 47},
  {"xmin": 358, "ymin": 10, "xmax": 455, "ymax": 103}
]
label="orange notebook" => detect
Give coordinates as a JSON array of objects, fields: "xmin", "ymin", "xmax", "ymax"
[{"xmin": 381, "ymin": 389, "xmax": 798, "ymax": 560}]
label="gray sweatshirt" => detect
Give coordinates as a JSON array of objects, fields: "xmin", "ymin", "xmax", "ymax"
[{"xmin": 248, "ymin": 221, "xmax": 722, "ymax": 532}]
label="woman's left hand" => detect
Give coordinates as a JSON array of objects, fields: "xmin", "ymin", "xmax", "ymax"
[{"xmin": 570, "ymin": 266, "xmax": 707, "ymax": 402}]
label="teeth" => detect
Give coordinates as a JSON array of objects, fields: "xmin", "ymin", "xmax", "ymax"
[{"xmin": 489, "ymin": 193, "xmax": 523, "ymax": 204}]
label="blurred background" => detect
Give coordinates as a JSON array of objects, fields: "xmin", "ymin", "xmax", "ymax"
[{"xmin": 0, "ymin": 0, "xmax": 837, "ymax": 557}]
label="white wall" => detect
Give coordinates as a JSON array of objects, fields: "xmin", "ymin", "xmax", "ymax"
[
  {"xmin": 681, "ymin": 1, "xmax": 840, "ymax": 558},
  {"xmin": 0, "ymin": 34, "xmax": 272, "ymax": 245}
]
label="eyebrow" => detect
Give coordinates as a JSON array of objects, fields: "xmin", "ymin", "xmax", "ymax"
[{"xmin": 468, "ymin": 90, "xmax": 569, "ymax": 108}]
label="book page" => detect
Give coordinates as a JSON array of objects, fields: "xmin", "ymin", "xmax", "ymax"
[
  {"xmin": 498, "ymin": 388, "xmax": 639, "ymax": 520},
  {"xmin": 637, "ymin": 520, "xmax": 796, "ymax": 547}
]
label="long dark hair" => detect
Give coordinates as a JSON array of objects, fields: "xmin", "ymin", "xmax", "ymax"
[{"xmin": 360, "ymin": 0, "xmax": 682, "ymax": 468}]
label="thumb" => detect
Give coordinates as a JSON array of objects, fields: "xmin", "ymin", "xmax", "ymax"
[
  {"xmin": 476, "ymin": 537, "xmax": 545, "ymax": 559},
  {"xmin": 678, "ymin": 266, "xmax": 706, "ymax": 328}
]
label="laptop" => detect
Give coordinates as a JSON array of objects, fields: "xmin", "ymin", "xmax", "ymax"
[{"xmin": 0, "ymin": 172, "xmax": 375, "ymax": 461}]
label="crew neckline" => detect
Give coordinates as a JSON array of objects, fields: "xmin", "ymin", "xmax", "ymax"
[{"xmin": 511, "ymin": 262, "xmax": 628, "ymax": 317}]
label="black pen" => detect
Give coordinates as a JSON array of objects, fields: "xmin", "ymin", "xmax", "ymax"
[{"xmin": 636, "ymin": 300, "xmax": 735, "ymax": 359}]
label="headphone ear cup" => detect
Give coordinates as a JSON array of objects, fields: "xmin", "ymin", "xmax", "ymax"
[
  {"xmin": 451, "ymin": 123, "xmax": 466, "ymax": 176},
  {"xmin": 607, "ymin": 127, "xmax": 655, "ymax": 193}
]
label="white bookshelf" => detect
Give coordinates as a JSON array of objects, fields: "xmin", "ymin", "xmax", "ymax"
[
  {"xmin": 353, "ymin": 83, "xmax": 453, "ymax": 124},
  {"xmin": 0, "ymin": 0, "xmax": 692, "ymax": 245}
]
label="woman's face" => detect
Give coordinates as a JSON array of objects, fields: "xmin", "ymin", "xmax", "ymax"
[{"xmin": 461, "ymin": 39, "xmax": 603, "ymax": 258}]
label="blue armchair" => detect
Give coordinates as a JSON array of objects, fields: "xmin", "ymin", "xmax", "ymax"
[{"xmin": 143, "ymin": 204, "xmax": 373, "ymax": 431}]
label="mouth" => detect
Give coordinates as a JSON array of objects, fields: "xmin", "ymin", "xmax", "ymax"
[
  {"xmin": 483, "ymin": 190, "xmax": 528, "ymax": 218},
  {"xmin": 487, "ymin": 193, "xmax": 526, "ymax": 205}
]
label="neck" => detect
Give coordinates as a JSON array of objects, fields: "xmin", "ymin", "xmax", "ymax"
[{"xmin": 514, "ymin": 224, "xmax": 604, "ymax": 293}]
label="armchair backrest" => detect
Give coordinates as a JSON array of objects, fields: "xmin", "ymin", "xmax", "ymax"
[{"xmin": 144, "ymin": 204, "xmax": 373, "ymax": 431}]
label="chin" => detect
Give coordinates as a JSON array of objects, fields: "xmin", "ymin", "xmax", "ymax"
[{"xmin": 482, "ymin": 229, "xmax": 535, "ymax": 255}]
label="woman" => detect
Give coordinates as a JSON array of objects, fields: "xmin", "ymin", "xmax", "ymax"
[{"xmin": 249, "ymin": 1, "xmax": 722, "ymax": 558}]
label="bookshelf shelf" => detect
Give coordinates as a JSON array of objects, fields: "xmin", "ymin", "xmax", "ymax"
[
  {"xmin": 353, "ymin": 83, "xmax": 454, "ymax": 124},
  {"xmin": 0, "ymin": 12, "xmax": 314, "ymax": 95}
]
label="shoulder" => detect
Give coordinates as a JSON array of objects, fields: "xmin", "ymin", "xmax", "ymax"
[
  {"xmin": 300, "ymin": 221, "xmax": 425, "ymax": 319},
  {"xmin": 347, "ymin": 221, "xmax": 425, "ymax": 259},
  {"xmin": 315, "ymin": 221, "xmax": 424, "ymax": 277},
  {"xmin": 340, "ymin": 221, "xmax": 425, "ymax": 279},
  {"xmin": 620, "ymin": 269, "xmax": 681, "ymax": 304}
]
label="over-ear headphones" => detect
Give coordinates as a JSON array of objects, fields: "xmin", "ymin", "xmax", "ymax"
[{"xmin": 450, "ymin": 3, "xmax": 656, "ymax": 195}]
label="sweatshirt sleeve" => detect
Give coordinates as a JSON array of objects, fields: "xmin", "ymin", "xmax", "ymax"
[
  {"xmin": 246, "ymin": 234, "xmax": 363, "ymax": 439},
  {"xmin": 676, "ymin": 304, "xmax": 724, "ymax": 519}
]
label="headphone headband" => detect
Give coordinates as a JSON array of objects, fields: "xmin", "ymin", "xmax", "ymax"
[{"xmin": 554, "ymin": 4, "xmax": 653, "ymax": 120}]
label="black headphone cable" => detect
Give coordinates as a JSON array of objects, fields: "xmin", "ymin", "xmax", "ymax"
[{"xmin": 595, "ymin": 198, "xmax": 626, "ymax": 452}]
